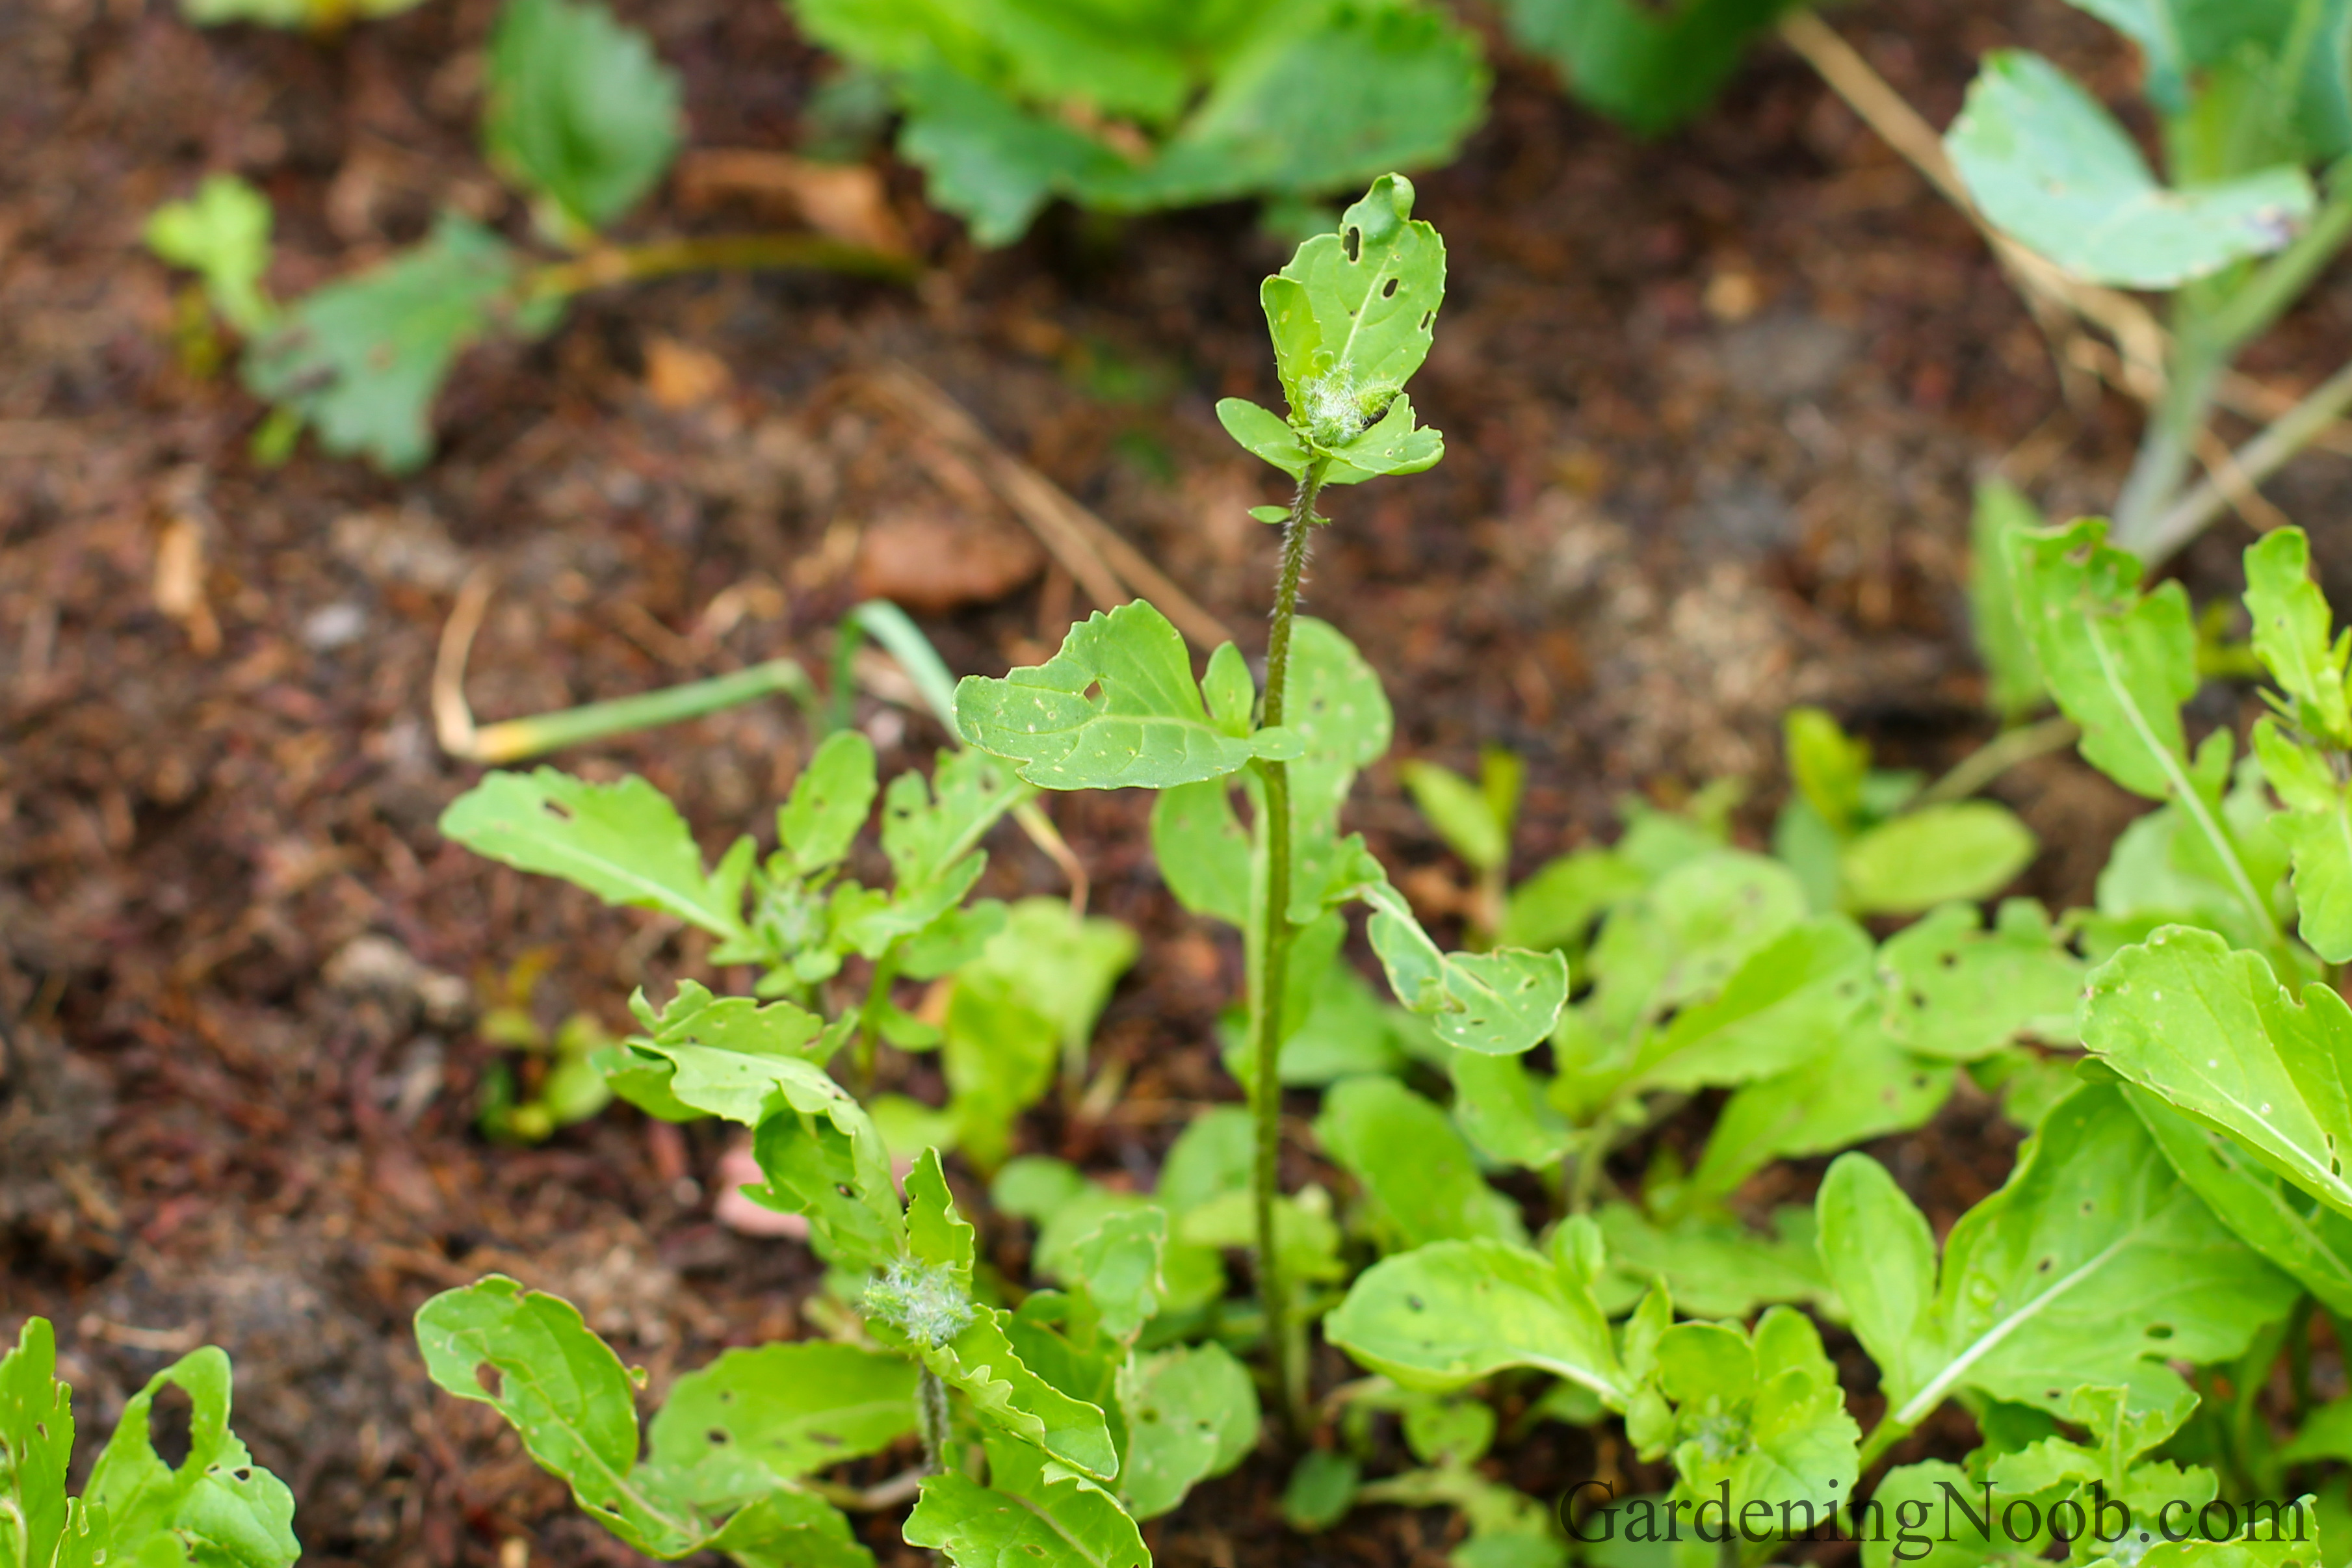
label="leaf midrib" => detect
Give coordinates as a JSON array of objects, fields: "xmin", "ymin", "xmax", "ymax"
[{"xmin": 1892, "ymin": 1232, "xmax": 2133, "ymax": 1428}]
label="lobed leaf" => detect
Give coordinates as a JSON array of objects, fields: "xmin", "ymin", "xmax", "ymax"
[
  {"xmin": 484, "ymin": 0, "xmax": 683, "ymax": 234},
  {"xmin": 776, "ymin": 731, "xmax": 878, "ymax": 876},
  {"xmin": 1362, "ymin": 882, "xmax": 1569, "ymax": 1056},
  {"xmin": 1261, "ymin": 174, "xmax": 1444, "ymax": 427},
  {"xmin": 1325, "ymin": 1236, "xmax": 1625, "ymax": 1402},
  {"xmin": 144, "ymin": 174, "xmax": 275, "ymax": 335}
]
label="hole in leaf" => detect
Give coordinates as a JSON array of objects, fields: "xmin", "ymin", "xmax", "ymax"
[
  {"xmin": 1419, "ymin": 311, "xmax": 1433, "ymax": 331},
  {"xmin": 707, "ymin": 1429, "xmax": 731, "ymax": 1446},
  {"xmin": 476, "ymin": 1363, "xmax": 504, "ymax": 1400},
  {"xmin": 835, "ymin": 1183, "xmax": 856, "ymax": 1198},
  {"xmin": 1381, "ymin": 276, "xmax": 1399, "ymax": 299},
  {"xmin": 1405, "ymin": 1294, "xmax": 1426, "ymax": 1312},
  {"xmin": 1344, "ymin": 226, "xmax": 1362, "ymax": 263},
  {"xmin": 2035, "ymin": 1256, "xmax": 2054, "ymax": 1274},
  {"xmin": 149, "ymin": 1383, "xmax": 196, "ymax": 1470},
  {"xmin": 2147, "ymin": 1324, "xmax": 2174, "ymax": 1340},
  {"xmin": 232, "ymin": 1466, "xmax": 252, "ymax": 1483}
]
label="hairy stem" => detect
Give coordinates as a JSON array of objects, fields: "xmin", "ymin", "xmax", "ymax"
[
  {"xmin": 915, "ymin": 1368, "xmax": 950, "ymax": 1474},
  {"xmin": 523, "ymin": 233, "xmax": 918, "ymax": 303},
  {"xmin": 1251, "ymin": 458, "xmax": 1328, "ymax": 1437}
]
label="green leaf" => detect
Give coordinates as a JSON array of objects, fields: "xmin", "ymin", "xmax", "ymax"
[
  {"xmin": 1689, "ymin": 1025, "xmax": 1953, "ymax": 1203},
  {"xmin": 1282, "ymin": 1449, "xmax": 1362, "ymax": 1532},
  {"xmin": 1064, "ymin": 1209, "xmax": 1166, "ymax": 1345},
  {"xmin": 1623, "ymin": 915, "xmax": 1874, "ymax": 1094},
  {"xmin": 2083, "ymin": 927, "xmax": 2352, "ymax": 1218},
  {"xmin": 1449, "ymin": 1048, "xmax": 1572, "ymax": 1169},
  {"xmin": 1874, "ymin": 902, "xmax": 2085, "ymax": 1062},
  {"xmin": 904, "ymin": 1310, "xmax": 1119, "ymax": 1481},
  {"xmin": 2254, "ymin": 721, "xmax": 2352, "ymax": 963},
  {"xmin": 1317, "ymin": 1077, "xmax": 1528, "ymax": 1250},
  {"xmin": 1279, "ymin": 617, "xmax": 1396, "ymax": 917},
  {"xmin": 1260, "ymin": 174, "xmax": 1446, "ymax": 425},
  {"xmin": 608, "ymin": 979, "xmax": 830, "ymax": 1117},
  {"xmin": 1839, "ymin": 802, "xmax": 2039, "ymax": 915},
  {"xmin": 1578, "ymin": 850, "xmax": 1807, "ymax": 1042},
  {"xmin": 83, "ymin": 1342, "xmax": 300, "ymax": 1568},
  {"xmin": 2244, "ymin": 528, "xmax": 2352, "ymax": 744},
  {"xmin": 647, "ymin": 1344, "xmax": 917, "ymax": 1502},
  {"xmin": 1592, "ymin": 1205, "xmax": 1831, "ymax": 1319},
  {"xmin": 1970, "ymin": 480, "xmax": 2049, "ymax": 723},
  {"xmin": 1818, "ymin": 1086, "xmax": 2297, "ymax": 1432},
  {"xmin": 2009, "ymin": 517, "xmax": 2271, "ymax": 935},
  {"xmin": 1216, "ymin": 397, "xmax": 1311, "ymax": 478},
  {"xmin": 701, "ymin": 1492, "xmax": 874, "ymax": 1568},
  {"xmin": 1784, "ymin": 707, "xmax": 1869, "ymax": 835},
  {"xmin": 2, "ymin": 1319, "xmax": 73, "ymax": 1568},
  {"xmin": 440, "ymin": 768, "xmax": 750, "ymax": 937},
  {"xmin": 942, "ymin": 971, "xmax": 1058, "ymax": 1174},
  {"xmin": 1150, "ymin": 780, "xmax": 1251, "ymax": 926},
  {"xmin": 1117, "ymin": 1344, "xmax": 1259, "ymax": 1520},
  {"xmin": 1325, "ymin": 1237, "xmax": 1625, "ymax": 1402},
  {"xmin": 777, "ymin": 731, "xmax": 878, "ymax": 876},
  {"xmin": 1502, "ymin": 0, "xmax": 1796, "ymax": 135},
  {"xmin": 1497, "ymin": 849, "xmax": 1647, "ymax": 952},
  {"xmin": 415, "ymin": 1277, "xmax": 701, "ymax": 1556},
  {"xmin": 893, "ymin": 62, "xmax": 1129, "ymax": 246},
  {"xmin": 879, "ymin": 749, "xmax": 1028, "ymax": 891},
  {"xmin": 955, "ymin": 602, "xmax": 1301, "ymax": 789},
  {"xmin": 904, "ymin": 1446, "xmax": 1147, "ymax": 1568},
  {"xmin": 1403, "ymin": 759, "xmax": 1508, "ymax": 873},
  {"xmin": 242, "ymin": 213, "xmax": 543, "ymax": 474},
  {"xmin": 1325, "ymin": 395, "xmax": 1444, "ymax": 482},
  {"xmin": 1362, "ymin": 882, "xmax": 1569, "ymax": 1056},
  {"xmin": 1643, "ymin": 1311, "xmax": 1861, "ymax": 1540},
  {"xmin": 144, "ymin": 174, "xmax": 275, "ymax": 335},
  {"xmin": 1948, "ymin": 51, "xmax": 2314, "ymax": 288},
  {"xmin": 484, "ymin": 0, "xmax": 683, "ymax": 235},
  {"xmin": 965, "ymin": 898, "xmax": 1138, "ymax": 1065}
]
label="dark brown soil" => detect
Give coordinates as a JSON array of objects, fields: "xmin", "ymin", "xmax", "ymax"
[{"xmin": 7, "ymin": 1, "xmax": 2348, "ymax": 1565}]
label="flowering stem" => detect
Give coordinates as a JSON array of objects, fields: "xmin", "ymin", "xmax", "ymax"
[{"xmin": 916, "ymin": 1368, "xmax": 950, "ymax": 1474}]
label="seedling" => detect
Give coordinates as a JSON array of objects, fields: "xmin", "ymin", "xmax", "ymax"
[
  {"xmin": 471, "ymin": 950, "xmax": 615, "ymax": 1145},
  {"xmin": 148, "ymin": 0, "xmax": 911, "ymax": 473},
  {"xmin": 787, "ymin": 0, "xmax": 1489, "ymax": 244},
  {"xmin": 0, "ymin": 1316, "xmax": 299, "ymax": 1568}
]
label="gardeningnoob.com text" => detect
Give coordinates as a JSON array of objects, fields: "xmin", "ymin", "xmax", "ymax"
[{"xmin": 1561, "ymin": 1481, "xmax": 2312, "ymax": 1561}]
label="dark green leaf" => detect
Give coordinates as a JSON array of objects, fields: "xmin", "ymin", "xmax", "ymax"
[
  {"xmin": 1503, "ymin": 0, "xmax": 1796, "ymax": 134},
  {"xmin": 484, "ymin": 0, "xmax": 683, "ymax": 233}
]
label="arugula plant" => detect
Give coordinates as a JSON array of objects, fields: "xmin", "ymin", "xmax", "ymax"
[
  {"xmin": 1500, "ymin": 0, "xmax": 1800, "ymax": 135},
  {"xmin": 1946, "ymin": 10, "xmax": 2352, "ymax": 560},
  {"xmin": 439, "ymin": 726, "xmax": 1132, "ymax": 1168},
  {"xmin": 416, "ymin": 998, "xmax": 1255, "ymax": 1566},
  {"xmin": 788, "ymin": 0, "xmax": 1488, "ymax": 245},
  {"xmin": 148, "ymin": 0, "xmax": 908, "ymax": 473},
  {"xmin": 0, "ymin": 1316, "xmax": 300, "ymax": 1568},
  {"xmin": 952, "ymin": 176, "xmax": 1571, "ymax": 1429}
]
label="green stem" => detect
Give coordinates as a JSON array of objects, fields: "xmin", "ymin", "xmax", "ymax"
[
  {"xmin": 465, "ymin": 659, "xmax": 818, "ymax": 764},
  {"xmin": 2139, "ymin": 353, "xmax": 2352, "ymax": 564},
  {"xmin": 1908, "ymin": 715, "xmax": 2080, "ymax": 809},
  {"xmin": 1251, "ymin": 457, "xmax": 1328, "ymax": 1437},
  {"xmin": 854, "ymin": 947, "xmax": 902, "ymax": 1097},
  {"xmin": 522, "ymin": 232, "xmax": 919, "ymax": 304},
  {"xmin": 1857, "ymin": 1417, "xmax": 1903, "ymax": 1471},
  {"xmin": 2113, "ymin": 331, "xmax": 2224, "ymax": 555},
  {"xmin": 916, "ymin": 1368, "xmax": 950, "ymax": 1474}
]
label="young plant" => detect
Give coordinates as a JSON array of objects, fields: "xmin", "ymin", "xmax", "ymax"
[
  {"xmin": 952, "ymin": 177, "xmax": 1572, "ymax": 1430},
  {"xmin": 417, "ymin": 995, "xmax": 1254, "ymax": 1565},
  {"xmin": 471, "ymin": 950, "xmax": 616, "ymax": 1145},
  {"xmin": 0, "ymin": 1316, "xmax": 300, "ymax": 1568},
  {"xmin": 147, "ymin": 0, "xmax": 909, "ymax": 473},
  {"xmin": 1947, "ymin": 14, "xmax": 2352, "ymax": 560},
  {"xmin": 787, "ymin": 0, "xmax": 1489, "ymax": 244},
  {"xmin": 1499, "ymin": 0, "xmax": 1799, "ymax": 135}
]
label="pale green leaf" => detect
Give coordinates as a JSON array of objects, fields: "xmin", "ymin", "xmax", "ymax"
[
  {"xmin": 1, "ymin": 1319, "xmax": 73, "ymax": 1568},
  {"xmin": 904, "ymin": 1444, "xmax": 1146, "ymax": 1568},
  {"xmin": 1592, "ymin": 1205, "xmax": 1831, "ymax": 1320},
  {"xmin": 1325, "ymin": 394, "xmax": 1443, "ymax": 483},
  {"xmin": 1149, "ymin": 780, "xmax": 1251, "ymax": 926},
  {"xmin": 2244, "ymin": 528, "xmax": 2352, "ymax": 745},
  {"xmin": 1839, "ymin": 802, "xmax": 2039, "ymax": 915},
  {"xmin": 954, "ymin": 601, "xmax": 1301, "ymax": 790},
  {"xmin": 2253, "ymin": 720, "xmax": 2352, "ymax": 964},
  {"xmin": 701, "ymin": 1492, "xmax": 873, "ymax": 1568},
  {"xmin": 1785, "ymin": 707, "xmax": 1868, "ymax": 835},
  {"xmin": 1690, "ymin": 1024, "xmax": 1953, "ymax": 1203},
  {"xmin": 1316, "ymin": 1077, "xmax": 1527, "ymax": 1250},
  {"xmin": 1117, "ymin": 1344, "xmax": 1258, "ymax": 1520},
  {"xmin": 777, "ymin": 730, "xmax": 877, "ymax": 876},
  {"xmin": 1948, "ymin": 51, "xmax": 2313, "ymax": 288},
  {"xmin": 1449, "ymin": 1049, "xmax": 1572, "ymax": 1169},
  {"xmin": 144, "ymin": 174, "xmax": 275, "ymax": 335},
  {"xmin": 608, "ymin": 979, "xmax": 831, "ymax": 1121},
  {"xmin": 242, "ymin": 214, "xmax": 543, "ymax": 474},
  {"xmin": 439, "ymin": 768, "xmax": 749, "ymax": 937},
  {"xmin": 646, "ymin": 1344, "xmax": 916, "ymax": 1502},
  {"xmin": 1324, "ymin": 1237, "xmax": 1625, "ymax": 1402},
  {"xmin": 1578, "ymin": 850, "xmax": 1807, "ymax": 1041},
  {"xmin": 879, "ymin": 748, "xmax": 1027, "ymax": 891},
  {"xmin": 2082, "ymin": 927, "xmax": 2352, "ymax": 1217},
  {"xmin": 897, "ymin": 1310, "xmax": 1119, "ymax": 1480},
  {"xmin": 892, "ymin": 62, "xmax": 1130, "ymax": 246},
  {"xmin": 1279, "ymin": 617, "xmax": 1395, "ymax": 917},
  {"xmin": 1363, "ymin": 882, "xmax": 1569, "ymax": 1055},
  {"xmin": 1970, "ymin": 479, "xmax": 2048, "ymax": 723},
  {"xmin": 1282, "ymin": 1450, "xmax": 1361, "ymax": 1532},
  {"xmin": 1496, "ymin": 848, "xmax": 1647, "ymax": 952},
  {"xmin": 1874, "ymin": 902, "xmax": 2085, "ymax": 1062},
  {"xmin": 744, "ymin": 1095, "xmax": 908, "ymax": 1274},
  {"xmin": 484, "ymin": 0, "xmax": 683, "ymax": 234},
  {"xmin": 1624, "ymin": 915, "xmax": 1874, "ymax": 1093},
  {"xmin": 80, "ymin": 1342, "xmax": 297, "ymax": 1568},
  {"xmin": 1403, "ymin": 759, "xmax": 1508, "ymax": 872},
  {"xmin": 1818, "ymin": 1086, "xmax": 2297, "ymax": 1431},
  {"xmin": 1646, "ymin": 1311, "xmax": 1860, "ymax": 1533},
  {"xmin": 1065, "ymin": 1209, "xmax": 1166, "ymax": 1345}
]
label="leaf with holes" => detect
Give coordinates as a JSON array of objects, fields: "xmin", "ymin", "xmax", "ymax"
[
  {"xmin": 646, "ymin": 1344, "xmax": 917, "ymax": 1504},
  {"xmin": 1325, "ymin": 1236, "xmax": 1626, "ymax": 1402},
  {"xmin": 439, "ymin": 768, "xmax": 752, "ymax": 939},
  {"xmin": 954, "ymin": 601, "xmax": 1301, "ymax": 791},
  {"xmin": 1361, "ymin": 881, "xmax": 1568, "ymax": 1056},
  {"xmin": 1622, "ymin": 915, "xmax": 1875, "ymax": 1094},
  {"xmin": 1873, "ymin": 902, "xmax": 2084, "ymax": 1062},
  {"xmin": 1688, "ymin": 1023, "xmax": 1953, "ymax": 1204},
  {"xmin": 1117, "ymin": 1344, "xmax": 1258, "ymax": 1520},
  {"xmin": 2083, "ymin": 926, "xmax": 2352, "ymax": 1220},
  {"xmin": 776, "ymin": 730, "xmax": 878, "ymax": 877},
  {"xmin": 1816, "ymin": 1085, "xmax": 2296, "ymax": 1435},
  {"xmin": 904, "ymin": 1437, "xmax": 1147, "ymax": 1568},
  {"xmin": 1317, "ymin": 1076, "xmax": 1527, "ymax": 1251}
]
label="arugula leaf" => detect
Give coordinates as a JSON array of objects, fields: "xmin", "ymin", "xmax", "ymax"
[
  {"xmin": 1402, "ymin": 759, "xmax": 1508, "ymax": 873},
  {"xmin": 484, "ymin": 0, "xmax": 683, "ymax": 235},
  {"xmin": 242, "ymin": 213, "xmax": 549, "ymax": 474},
  {"xmin": 1689, "ymin": 1025, "xmax": 1953, "ymax": 1203},
  {"xmin": 1786, "ymin": 707, "xmax": 1870, "ymax": 835},
  {"xmin": 646, "ymin": 1344, "xmax": 917, "ymax": 1504},
  {"xmin": 1592, "ymin": 1205, "xmax": 1831, "ymax": 1319},
  {"xmin": 2008, "ymin": 517, "xmax": 2272, "ymax": 937},
  {"xmin": 904, "ymin": 1439, "xmax": 1147, "ymax": 1568},
  {"xmin": 1496, "ymin": 848, "xmax": 1647, "ymax": 952},
  {"xmin": 1117, "ymin": 1344, "xmax": 1258, "ymax": 1520},
  {"xmin": 878, "ymin": 749, "xmax": 1028, "ymax": 892},
  {"xmin": 1817, "ymin": 1086, "xmax": 2297, "ymax": 1431},
  {"xmin": 1874, "ymin": 902, "xmax": 2084, "ymax": 1062},
  {"xmin": 1, "ymin": 1318, "xmax": 73, "ymax": 1568},
  {"xmin": 1621, "ymin": 915, "xmax": 1874, "ymax": 1095},
  {"xmin": 440, "ymin": 768, "xmax": 752, "ymax": 937},
  {"xmin": 144, "ymin": 174, "xmax": 276, "ymax": 335},
  {"xmin": 1150, "ymin": 779, "xmax": 1252, "ymax": 926},
  {"xmin": 1578, "ymin": 850, "xmax": 1807, "ymax": 1041},
  {"xmin": 1970, "ymin": 479, "xmax": 2049, "ymax": 723},
  {"xmin": 1502, "ymin": 0, "xmax": 1796, "ymax": 135},
  {"xmin": 604, "ymin": 980, "xmax": 830, "ymax": 1119},
  {"xmin": 1317, "ymin": 1076, "xmax": 1528, "ymax": 1250},
  {"xmin": 1325, "ymin": 1236, "xmax": 1625, "ymax": 1402},
  {"xmin": 1449, "ymin": 1048, "xmax": 1573, "ymax": 1169},
  {"xmin": 1948, "ymin": 51, "xmax": 2314, "ymax": 287},
  {"xmin": 2244, "ymin": 528, "xmax": 2352, "ymax": 745},
  {"xmin": 1361, "ymin": 881, "xmax": 1569, "ymax": 1055},
  {"xmin": 2083, "ymin": 927, "xmax": 2352, "ymax": 1218},
  {"xmin": 777, "ymin": 731, "xmax": 878, "ymax": 876},
  {"xmin": 1839, "ymin": 802, "xmax": 2039, "ymax": 915},
  {"xmin": 956, "ymin": 602, "xmax": 1301, "ymax": 789},
  {"xmin": 1216, "ymin": 397, "xmax": 1312, "ymax": 478},
  {"xmin": 1279, "ymin": 616, "xmax": 1396, "ymax": 917}
]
